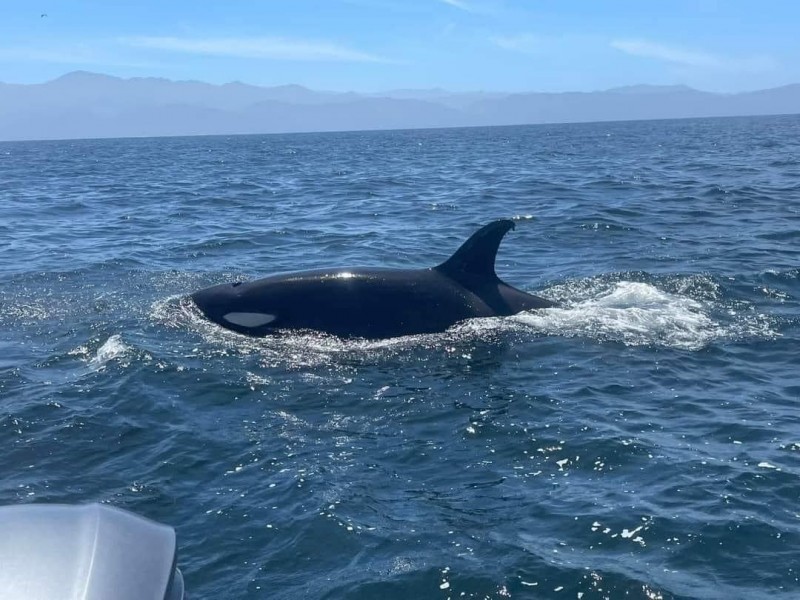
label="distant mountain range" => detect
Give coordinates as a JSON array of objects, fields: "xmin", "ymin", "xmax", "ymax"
[{"xmin": 1, "ymin": 71, "xmax": 799, "ymax": 141}]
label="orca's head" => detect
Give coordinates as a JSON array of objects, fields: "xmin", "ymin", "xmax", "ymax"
[{"xmin": 191, "ymin": 280, "xmax": 282, "ymax": 336}]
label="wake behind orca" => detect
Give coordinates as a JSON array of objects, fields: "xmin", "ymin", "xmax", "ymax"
[{"xmin": 191, "ymin": 220, "xmax": 555, "ymax": 339}]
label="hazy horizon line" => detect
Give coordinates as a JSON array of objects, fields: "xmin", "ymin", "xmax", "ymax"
[{"xmin": 4, "ymin": 68, "xmax": 797, "ymax": 96}]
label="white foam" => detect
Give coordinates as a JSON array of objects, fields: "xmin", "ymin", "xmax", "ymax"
[
  {"xmin": 88, "ymin": 334, "xmax": 129, "ymax": 370},
  {"xmin": 512, "ymin": 281, "xmax": 722, "ymax": 350}
]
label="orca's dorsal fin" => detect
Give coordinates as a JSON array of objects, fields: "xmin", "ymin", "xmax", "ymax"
[{"xmin": 435, "ymin": 220, "xmax": 515, "ymax": 281}]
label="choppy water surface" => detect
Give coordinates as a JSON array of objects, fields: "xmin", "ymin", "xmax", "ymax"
[{"xmin": 1, "ymin": 116, "xmax": 799, "ymax": 599}]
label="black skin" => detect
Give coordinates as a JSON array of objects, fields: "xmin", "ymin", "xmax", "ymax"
[{"xmin": 191, "ymin": 220, "xmax": 555, "ymax": 339}]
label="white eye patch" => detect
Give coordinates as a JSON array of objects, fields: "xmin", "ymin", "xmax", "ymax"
[{"xmin": 223, "ymin": 312, "xmax": 277, "ymax": 327}]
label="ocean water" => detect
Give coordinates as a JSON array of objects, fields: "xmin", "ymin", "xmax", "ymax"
[{"xmin": 1, "ymin": 115, "xmax": 799, "ymax": 599}]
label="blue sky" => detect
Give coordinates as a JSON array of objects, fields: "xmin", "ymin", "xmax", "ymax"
[{"xmin": 1, "ymin": 0, "xmax": 798, "ymax": 92}]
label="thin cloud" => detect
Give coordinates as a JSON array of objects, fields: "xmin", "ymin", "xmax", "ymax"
[
  {"xmin": 490, "ymin": 33, "xmax": 543, "ymax": 53},
  {"xmin": 611, "ymin": 39, "xmax": 775, "ymax": 72},
  {"xmin": 440, "ymin": 0, "xmax": 473, "ymax": 11},
  {"xmin": 439, "ymin": 0, "xmax": 499, "ymax": 15},
  {"xmin": 122, "ymin": 36, "xmax": 391, "ymax": 63}
]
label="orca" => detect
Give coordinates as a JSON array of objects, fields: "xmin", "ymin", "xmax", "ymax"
[{"xmin": 191, "ymin": 220, "xmax": 555, "ymax": 339}]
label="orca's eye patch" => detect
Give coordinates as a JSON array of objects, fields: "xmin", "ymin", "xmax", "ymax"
[{"xmin": 223, "ymin": 312, "xmax": 277, "ymax": 327}]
